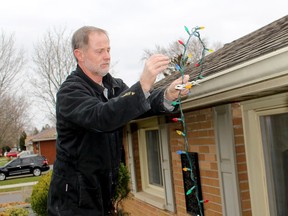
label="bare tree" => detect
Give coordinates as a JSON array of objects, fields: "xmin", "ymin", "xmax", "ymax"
[
  {"xmin": 142, "ymin": 37, "xmax": 222, "ymax": 80},
  {"xmin": 0, "ymin": 30, "xmax": 27, "ymax": 149},
  {"xmin": 0, "ymin": 93, "xmax": 28, "ymax": 148},
  {"xmin": 31, "ymin": 27, "xmax": 75, "ymax": 124},
  {"xmin": 0, "ymin": 30, "xmax": 25, "ymax": 96}
]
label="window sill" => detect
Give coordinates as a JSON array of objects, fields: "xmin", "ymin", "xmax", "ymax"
[{"xmin": 134, "ymin": 191, "xmax": 166, "ymax": 210}]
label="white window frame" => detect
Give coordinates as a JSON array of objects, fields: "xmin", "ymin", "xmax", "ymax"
[
  {"xmin": 126, "ymin": 117, "xmax": 176, "ymax": 212},
  {"xmin": 241, "ymin": 92, "xmax": 288, "ymax": 216}
]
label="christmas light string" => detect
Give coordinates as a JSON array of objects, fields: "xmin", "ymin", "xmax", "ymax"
[{"xmin": 173, "ymin": 26, "xmax": 213, "ymax": 216}]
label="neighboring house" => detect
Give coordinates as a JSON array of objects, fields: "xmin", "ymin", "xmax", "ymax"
[
  {"xmin": 25, "ymin": 127, "xmax": 57, "ymax": 165},
  {"xmin": 25, "ymin": 135, "xmax": 35, "ymax": 152},
  {"xmin": 122, "ymin": 15, "xmax": 288, "ymax": 216}
]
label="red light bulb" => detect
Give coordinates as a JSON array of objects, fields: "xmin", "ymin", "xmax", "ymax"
[
  {"xmin": 172, "ymin": 118, "xmax": 181, "ymax": 122},
  {"xmin": 178, "ymin": 40, "xmax": 185, "ymax": 46}
]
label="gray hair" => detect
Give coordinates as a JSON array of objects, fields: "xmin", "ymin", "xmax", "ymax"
[{"xmin": 71, "ymin": 26, "xmax": 109, "ymax": 52}]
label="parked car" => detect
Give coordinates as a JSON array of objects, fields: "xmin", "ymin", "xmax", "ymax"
[
  {"xmin": 0, "ymin": 154, "xmax": 50, "ymax": 181},
  {"xmin": 6, "ymin": 151, "xmax": 19, "ymax": 158},
  {"xmin": 17, "ymin": 150, "xmax": 34, "ymax": 157}
]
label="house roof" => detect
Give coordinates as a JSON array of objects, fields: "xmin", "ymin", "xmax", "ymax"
[
  {"xmin": 154, "ymin": 15, "xmax": 288, "ymax": 89},
  {"xmin": 26, "ymin": 127, "xmax": 57, "ymax": 143}
]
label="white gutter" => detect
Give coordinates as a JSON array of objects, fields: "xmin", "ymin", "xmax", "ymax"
[{"xmin": 182, "ymin": 46, "xmax": 288, "ymax": 109}]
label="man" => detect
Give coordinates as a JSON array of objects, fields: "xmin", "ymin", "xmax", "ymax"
[{"xmin": 48, "ymin": 26, "xmax": 189, "ymax": 215}]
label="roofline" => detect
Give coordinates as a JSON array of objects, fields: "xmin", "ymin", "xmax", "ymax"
[
  {"xmin": 30, "ymin": 138, "xmax": 56, "ymax": 142},
  {"xmin": 181, "ymin": 46, "xmax": 288, "ymax": 109}
]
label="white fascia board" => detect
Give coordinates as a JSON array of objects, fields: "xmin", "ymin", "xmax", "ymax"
[{"xmin": 182, "ymin": 46, "xmax": 288, "ymax": 109}]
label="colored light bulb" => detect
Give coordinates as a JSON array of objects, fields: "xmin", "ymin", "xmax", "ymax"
[
  {"xmin": 200, "ymin": 199, "xmax": 209, "ymax": 203},
  {"xmin": 187, "ymin": 53, "xmax": 192, "ymax": 58},
  {"xmin": 176, "ymin": 130, "xmax": 186, "ymax": 137},
  {"xmin": 186, "ymin": 186, "xmax": 195, "ymax": 195},
  {"xmin": 184, "ymin": 26, "xmax": 190, "ymax": 35},
  {"xmin": 185, "ymin": 83, "xmax": 192, "ymax": 89},
  {"xmin": 175, "ymin": 64, "xmax": 184, "ymax": 74},
  {"xmin": 176, "ymin": 150, "xmax": 185, "ymax": 155},
  {"xmin": 183, "ymin": 167, "xmax": 191, "ymax": 172},
  {"xmin": 178, "ymin": 40, "xmax": 185, "ymax": 46},
  {"xmin": 195, "ymin": 63, "xmax": 200, "ymax": 67},
  {"xmin": 172, "ymin": 118, "xmax": 182, "ymax": 122},
  {"xmin": 172, "ymin": 101, "xmax": 180, "ymax": 106}
]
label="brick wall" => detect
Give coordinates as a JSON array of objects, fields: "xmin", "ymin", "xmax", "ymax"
[
  {"xmin": 123, "ymin": 104, "xmax": 251, "ymax": 216},
  {"xmin": 180, "ymin": 108, "xmax": 222, "ymax": 216}
]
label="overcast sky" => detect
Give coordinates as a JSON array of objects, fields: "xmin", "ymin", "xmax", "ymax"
[{"xmin": 1, "ymin": 0, "xmax": 287, "ymax": 129}]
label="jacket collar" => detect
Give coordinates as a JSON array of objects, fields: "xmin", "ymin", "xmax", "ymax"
[{"xmin": 74, "ymin": 65, "xmax": 121, "ymax": 95}]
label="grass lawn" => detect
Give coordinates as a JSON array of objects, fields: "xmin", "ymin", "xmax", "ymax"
[
  {"xmin": 0, "ymin": 157, "xmax": 9, "ymax": 166},
  {"xmin": 0, "ymin": 176, "xmax": 41, "ymax": 186},
  {"xmin": 0, "ymin": 176, "xmax": 41, "ymax": 193},
  {"xmin": 0, "ymin": 175, "xmax": 42, "ymax": 193}
]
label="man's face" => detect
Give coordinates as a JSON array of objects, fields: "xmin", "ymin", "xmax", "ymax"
[{"xmin": 81, "ymin": 32, "xmax": 111, "ymax": 77}]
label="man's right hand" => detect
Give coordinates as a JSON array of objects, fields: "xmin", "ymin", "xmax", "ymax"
[{"xmin": 140, "ymin": 54, "xmax": 170, "ymax": 93}]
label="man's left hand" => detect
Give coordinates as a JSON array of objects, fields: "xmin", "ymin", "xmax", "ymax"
[{"xmin": 164, "ymin": 75, "xmax": 190, "ymax": 101}]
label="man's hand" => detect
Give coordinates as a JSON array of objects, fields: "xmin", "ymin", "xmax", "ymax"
[
  {"xmin": 140, "ymin": 54, "xmax": 170, "ymax": 92},
  {"xmin": 164, "ymin": 75, "xmax": 190, "ymax": 101}
]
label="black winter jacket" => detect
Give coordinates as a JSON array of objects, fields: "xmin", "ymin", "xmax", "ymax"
[{"xmin": 48, "ymin": 65, "xmax": 171, "ymax": 215}]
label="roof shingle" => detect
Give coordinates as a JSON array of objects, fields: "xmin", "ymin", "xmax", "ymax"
[
  {"xmin": 27, "ymin": 127, "xmax": 57, "ymax": 143},
  {"xmin": 154, "ymin": 15, "xmax": 288, "ymax": 88}
]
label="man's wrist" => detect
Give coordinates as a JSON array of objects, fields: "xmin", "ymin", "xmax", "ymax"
[{"xmin": 163, "ymin": 90, "xmax": 175, "ymax": 111}]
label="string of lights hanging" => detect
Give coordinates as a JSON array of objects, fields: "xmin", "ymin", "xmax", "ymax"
[{"xmin": 172, "ymin": 25, "xmax": 212, "ymax": 216}]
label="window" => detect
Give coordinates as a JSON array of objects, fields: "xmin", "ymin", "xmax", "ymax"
[
  {"xmin": 21, "ymin": 158, "xmax": 32, "ymax": 165},
  {"xmin": 139, "ymin": 128, "xmax": 164, "ymax": 198},
  {"xmin": 242, "ymin": 93, "xmax": 288, "ymax": 215},
  {"xmin": 7, "ymin": 159, "xmax": 20, "ymax": 167},
  {"xmin": 146, "ymin": 130, "xmax": 163, "ymax": 187},
  {"xmin": 260, "ymin": 113, "xmax": 288, "ymax": 216},
  {"xmin": 127, "ymin": 117, "xmax": 175, "ymax": 212}
]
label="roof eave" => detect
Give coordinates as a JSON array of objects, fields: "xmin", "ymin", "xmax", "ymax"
[
  {"xmin": 181, "ymin": 46, "xmax": 288, "ymax": 110},
  {"xmin": 31, "ymin": 137, "xmax": 57, "ymax": 142}
]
